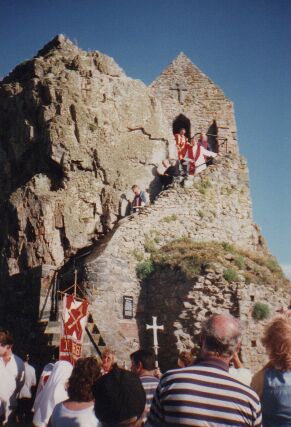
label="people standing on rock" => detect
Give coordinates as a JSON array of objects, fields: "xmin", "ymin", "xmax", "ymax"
[
  {"xmin": 130, "ymin": 350, "xmax": 159, "ymax": 425},
  {"xmin": 131, "ymin": 185, "xmax": 147, "ymax": 213},
  {"xmin": 51, "ymin": 357, "xmax": 101, "ymax": 427},
  {"xmin": 32, "ymin": 360, "xmax": 73, "ymax": 427},
  {"xmin": 177, "ymin": 350, "xmax": 193, "ymax": 368},
  {"xmin": 189, "ymin": 135, "xmax": 217, "ymax": 175},
  {"xmin": 157, "ymin": 159, "xmax": 179, "ymax": 190},
  {"xmin": 101, "ymin": 347, "xmax": 117, "ymax": 375},
  {"xmin": 16, "ymin": 353, "xmax": 36, "ymax": 424},
  {"xmin": 146, "ymin": 313, "xmax": 262, "ymax": 426},
  {"xmin": 174, "ymin": 128, "xmax": 194, "ymax": 176},
  {"xmin": 0, "ymin": 330, "xmax": 25, "ymax": 426},
  {"xmin": 251, "ymin": 314, "xmax": 291, "ymax": 426},
  {"xmin": 93, "ymin": 366, "xmax": 146, "ymax": 426}
]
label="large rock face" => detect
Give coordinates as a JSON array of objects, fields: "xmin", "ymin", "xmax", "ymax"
[{"xmin": 0, "ymin": 35, "xmax": 169, "ymax": 281}]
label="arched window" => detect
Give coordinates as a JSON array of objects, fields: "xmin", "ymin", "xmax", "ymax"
[{"xmin": 172, "ymin": 114, "xmax": 191, "ymax": 139}]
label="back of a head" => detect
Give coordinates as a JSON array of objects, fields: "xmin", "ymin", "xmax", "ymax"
[
  {"xmin": 130, "ymin": 349, "xmax": 155, "ymax": 371},
  {"xmin": 68, "ymin": 357, "xmax": 101, "ymax": 402},
  {"xmin": 178, "ymin": 350, "xmax": 193, "ymax": 367},
  {"xmin": 201, "ymin": 313, "xmax": 241, "ymax": 357},
  {"xmin": 93, "ymin": 367, "xmax": 146, "ymax": 426},
  {"xmin": 262, "ymin": 314, "xmax": 291, "ymax": 371}
]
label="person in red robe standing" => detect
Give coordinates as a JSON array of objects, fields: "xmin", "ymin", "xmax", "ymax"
[{"xmin": 174, "ymin": 128, "xmax": 195, "ymax": 176}]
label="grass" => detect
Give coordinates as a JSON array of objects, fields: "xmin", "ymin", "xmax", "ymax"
[
  {"xmin": 196, "ymin": 178, "xmax": 212, "ymax": 195},
  {"xmin": 136, "ymin": 260, "xmax": 155, "ymax": 280},
  {"xmin": 88, "ymin": 123, "xmax": 97, "ymax": 132},
  {"xmin": 197, "ymin": 210, "xmax": 205, "ymax": 219},
  {"xmin": 223, "ymin": 268, "xmax": 239, "ymax": 282},
  {"xmin": 234, "ymin": 255, "xmax": 245, "ymax": 269},
  {"xmin": 160, "ymin": 214, "xmax": 177, "ymax": 223},
  {"xmin": 144, "ymin": 238, "xmax": 157, "ymax": 254},
  {"xmin": 222, "ymin": 242, "xmax": 236, "ymax": 253},
  {"xmin": 141, "ymin": 238, "xmax": 289, "ymax": 288},
  {"xmin": 252, "ymin": 302, "xmax": 271, "ymax": 321},
  {"xmin": 132, "ymin": 249, "xmax": 144, "ymax": 262}
]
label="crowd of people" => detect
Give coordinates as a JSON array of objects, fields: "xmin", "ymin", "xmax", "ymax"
[
  {"xmin": 130, "ymin": 129, "xmax": 218, "ymax": 213},
  {"xmin": 1, "ymin": 310, "xmax": 291, "ymax": 426}
]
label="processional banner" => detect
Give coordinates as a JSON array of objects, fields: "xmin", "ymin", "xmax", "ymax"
[{"xmin": 59, "ymin": 294, "xmax": 89, "ymax": 364}]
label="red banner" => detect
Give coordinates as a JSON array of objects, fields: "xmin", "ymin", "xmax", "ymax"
[{"xmin": 59, "ymin": 294, "xmax": 89, "ymax": 364}]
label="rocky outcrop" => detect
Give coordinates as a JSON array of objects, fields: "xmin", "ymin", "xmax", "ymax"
[
  {"xmin": 0, "ymin": 36, "xmax": 288, "ymax": 371},
  {"xmin": 0, "ymin": 35, "xmax": 170, "ymax": 281}
]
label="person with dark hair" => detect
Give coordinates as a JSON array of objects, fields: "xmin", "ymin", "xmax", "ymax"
[
  {"xmin": 251, "ymin": 314, "xmax": 291, "ymax": 426},
  {"xmin": 177, "ymin": 350, "xmax": 193, "ymax": 368},
  {"xmin": 51, "ymin": 357, "xmax": 101, "ymax": 427},
  {"xmin": 0, "ymin": 330, "xmax": 25, "ymax": 425},
  {"xmin": 157, "ymin": 159, "xmax": 179, "ymax": 189},
  {"xmin": 147, "ymin": 313, "xmax": 262, "ymax": 426},
  {"xmin": 93, "ymin": 366, "xmax": 146, "ymax": 426},
  {"xmin": 174, "ymin": 128, "xmax": 195, "ymax": 176},
  {"xmin": 130, "ymin": 350, "xmax": 159, "ymax": 425}
]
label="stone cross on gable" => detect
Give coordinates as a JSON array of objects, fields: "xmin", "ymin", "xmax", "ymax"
[
  {"xmin": 170, "ymin": 83, "xmax": 188, "ymax": 104},
  {"xmin": 146, "ymin": 316, "xmax": 164, "ymax": 368},
  {"xmin": 81, "ymin": 81, "xmax": 91, "ymax": 97}
]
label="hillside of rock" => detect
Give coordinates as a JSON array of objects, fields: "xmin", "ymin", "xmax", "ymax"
[{"xmin": 0, "ymin": 34, "xmax": 170, "ymax": 282}]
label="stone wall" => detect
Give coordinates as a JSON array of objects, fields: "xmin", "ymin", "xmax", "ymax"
[
  {"xmin": 66, "ymin": 154, "xmax": 282, "ymax": 372},
  {"xmin": 150, "ymin": 53, "xmax": 238, "ymax": 157}
]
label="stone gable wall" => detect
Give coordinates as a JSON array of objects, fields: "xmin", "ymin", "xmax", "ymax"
[{"xmin": 150, "ymin": 53, "xmax": 238, "ymax": 157}]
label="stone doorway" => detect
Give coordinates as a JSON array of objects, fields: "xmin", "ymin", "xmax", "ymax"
[
  {"xmin": 207, "ymin": 119, "xmax": 218, "ymax": 153},
  {"xmin": 172, "ymin": 114, "xmax": 191, "ymax": 140}
]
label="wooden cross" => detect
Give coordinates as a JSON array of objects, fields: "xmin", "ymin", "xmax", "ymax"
[
  {"xmin": 146, "ymin": 316, "xmax": 164, "ymax": 368},
  {"xmin": 170, "ymin": 83, "xmax": 187, "ymax": 104}
]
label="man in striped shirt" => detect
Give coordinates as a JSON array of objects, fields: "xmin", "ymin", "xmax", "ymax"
[
  {"xmin": 130, "ymin": 349, "xmax": 159, "ymax": 425},
  {"xmin": 146, "ymin": 314, "xmax": 262, "ymax": 426}
]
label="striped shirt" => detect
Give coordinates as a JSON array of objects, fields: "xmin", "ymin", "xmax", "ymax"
[
  {"xmin": 140, "ymin": 375, "xmax": 159, "ymax": 424},
  {"xmin": 146, "ymin": 358, "xmax": 262, "ymax": 426}
]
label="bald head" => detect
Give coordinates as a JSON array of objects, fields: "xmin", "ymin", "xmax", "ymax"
[{"xmin": 201, "ymin": 314, "xmax": 241, "ymax": 358}]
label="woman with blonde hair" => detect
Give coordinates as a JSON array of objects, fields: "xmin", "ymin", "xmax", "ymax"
[{"xmin": 251, "ymin": 314, "xmax": 291, "ymax": 426}]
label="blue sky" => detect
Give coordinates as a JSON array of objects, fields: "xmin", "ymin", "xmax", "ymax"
[{"xmin": 1, "ymin": 0, "xmax": 290, "ymax": 276}]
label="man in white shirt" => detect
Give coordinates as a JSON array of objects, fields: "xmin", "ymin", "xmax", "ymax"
[{"xmin": 0, "ymin": 330, "xmax": 25, "ymax": 425}]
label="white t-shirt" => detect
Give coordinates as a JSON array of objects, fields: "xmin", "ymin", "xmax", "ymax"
[
  {"xmin": 19, "ymin": 362, "xmax": 36, "ymax": 398},
  {"xmin": 0, "ymin": 354, "xmax": 25, "ymax": 406},
  {"xmin": 51, "ymin": 402, "xmax": 100, "ymax": 427}
]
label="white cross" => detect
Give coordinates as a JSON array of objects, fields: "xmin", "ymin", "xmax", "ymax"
[
  {"xmin": 146, "ymin": 316, "xmax": 164, "ymax": 368},
  {"xmin": 170, "ymin": 83, "xmax": 187, "ymax": 104}
]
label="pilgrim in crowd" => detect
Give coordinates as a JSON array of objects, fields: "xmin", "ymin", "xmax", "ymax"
[
  {"xmin": 16, "ymin": 354, "xmax": 36, "ymax": 424},
  {"xmin": 130, "ymin": 350, "xmax": 159, "ymax": 425},
  {"xmin": 0, "ymin": 330, "xmax": 25, "ymax": 426},
  {"xmin": 2, "ymin": 309, "xmax": 291, "ymax": 426}
]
